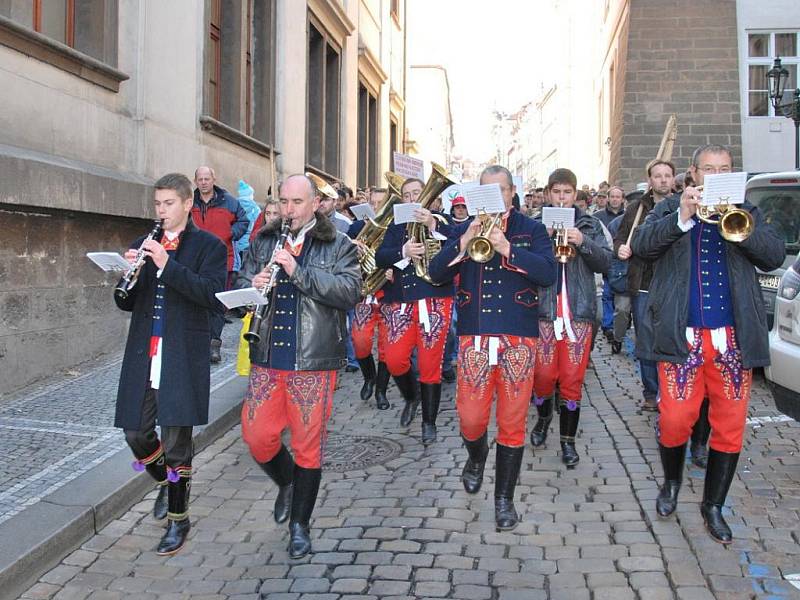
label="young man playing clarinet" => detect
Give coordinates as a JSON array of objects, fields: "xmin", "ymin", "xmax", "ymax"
[
  {"xmin": 115, "ymin": 173, "xmax": 227, "ymax": 555},
  {"xmin": 632, "ymin": 144, "xmax": 784, "ymax": 543},
  {"xmin": 429, "ymin": 165, "xmax": 556, "ymax": 531},
  {"xmin": 236, "ymin": 174, "xmax": 361, "ymax": 558}
]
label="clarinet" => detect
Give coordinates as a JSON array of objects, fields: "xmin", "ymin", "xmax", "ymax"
[
  {"xmin": 114, "ymin": 219, "xmax": 164, "ymax": 301},
  {"xmin": 243, "ymin": 220, "xmax": 291, "ymax": 344}
]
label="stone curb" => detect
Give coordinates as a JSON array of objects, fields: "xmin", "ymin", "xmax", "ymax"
[{"xmin": 0, "ymin": 373, "xmax": 247, "ymax": 600}]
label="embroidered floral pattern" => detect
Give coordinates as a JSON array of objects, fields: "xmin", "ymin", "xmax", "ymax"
[
  {"xmin": 500, "ymin": 341, "xmax": 533, "ymax": 384},
  {"xmin": 420, "ymin": 299, "xmax": 448, "ymax": 349},
  {"xmin": 566, "ymin": 321, "xmax": 593, "ymax": 365},
  {"xmin": 713, "ymin": 333, "xmax": 750, "ymax": 402},
  {"xmin": 537, "ymin": 321, "xmax": 556, "ymax": 365},
  {"xmin": 287, "ymin": 372, "xmax": 326, "ymax": 426},
  {"xmin": 662, "ymin": 329, "xmax": 703, "ymax": 402},
  {"xmin": 381, "ymin": 303, "xmax": 413, "ymax": 343},
  {"xmin": 245, "ymin": 366, "xmax": 279, "ymax": 422},
  {"xmin": 353, "ymin": 301, "xmax": 374, "ymax": 329},
  {"xmin": 461, "ymin": 341, "xmax": 490, "ymax": 387}
]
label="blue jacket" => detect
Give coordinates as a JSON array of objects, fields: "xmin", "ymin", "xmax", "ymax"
[
  {"xmin": 428, "ymin": 210, "xmax": 557, "ymax": 337},
  {"xmin": 375, "ymin": 221, "xmax": 455, "ymax": 302},
  {"xmin": 192, "ymin": 185, "xmax": 249, "ymax": 271}
]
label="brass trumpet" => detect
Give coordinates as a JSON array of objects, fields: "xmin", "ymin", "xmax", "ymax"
[
  {"xmin": 553, "ymin": 223, "xmax": 576, "ymax": 264},
  {"xmin": 466, "ymin": 210, "xmax": 502, "ymax": 263},
  {"xmin": 694, "ymin": 187, "xmax": 753, "ymax": 243}
]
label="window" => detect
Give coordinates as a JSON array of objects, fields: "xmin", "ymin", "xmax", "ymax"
[
  {"xmin": 358, "ymin": 82, "xmax": 379, "ymax": 188},
  {"xmin": 306, "ymin": 18, "xmax": 340, "ymax": 177},
  {"xmin": 390, "ymin": 117, "xmax": 398, "ymax": 169},
  {"xmin": 390, "ymin": 0, "xmax": 399, "ymax": 21},
  {"xmin": 746, "ymin": 31, "xmax": 799, "ymax": 117},
  {"xmin": 203, "ymin": 0, "xmax": 277, "ymax": 148}
]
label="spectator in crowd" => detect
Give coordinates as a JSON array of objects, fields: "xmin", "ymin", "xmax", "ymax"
[
  {"xmin": 234, "ymin": 180, "xmax": 261, "ymax": 273},
  {"xmin": 248, "ymin": 197, "xmax": 280, "ymax": 242},
  {"xmin": 320, "ymin": 189, "xmax": 352, "ymax": 234},
  {"xmin": 575, "ymin": 189, "xmax": 590, "ymax": 211}
]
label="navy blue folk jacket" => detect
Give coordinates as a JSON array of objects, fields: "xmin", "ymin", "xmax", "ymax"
[{"xmin": 428, "ymin": 210, "xmax": 557, "ymax": 337}]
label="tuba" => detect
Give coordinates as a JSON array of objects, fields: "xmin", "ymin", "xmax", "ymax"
[
  {"xmin": 305, "ymin": 171, "xmax": 338, "ymax": 201},
  {"xmin": 407, "ymin": 162, "xmax": 457, "ymax": 283},
  {"xmin": 357, "ymin": 172, "xmax": 404, "ymax": 296}
]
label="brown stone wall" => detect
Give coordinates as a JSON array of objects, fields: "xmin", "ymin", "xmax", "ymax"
[
  {"xmin": 0, "ymin": 205, "xmax": 148, "ymax": 396},
  {"xmin": 614, "ymin": 0, "xmax": 742, "ymax": 189}
]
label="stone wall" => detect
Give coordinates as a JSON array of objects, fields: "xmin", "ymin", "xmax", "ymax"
[{"xmin": 613, "ymin": 0, "xmax": 742, "ymax": 189}]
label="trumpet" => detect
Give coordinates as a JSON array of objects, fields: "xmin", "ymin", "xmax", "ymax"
[
  {"xmin": 115, "ymin": 219, "xmax": 164, "ymax": 301},
  {"xmin": 693, "ymin": 186, "xmax": 754, "ymax": 243},
  {"xmin": 244, "ymin": 220, "xmax": 291, "ymax": 344},
  {"xmin": 553, "ymin": 222, "xmax": 576, "ymax": 264},
  {"xmin": 467, "ymin": 210, "xmax": 502, "ymax": 263}
]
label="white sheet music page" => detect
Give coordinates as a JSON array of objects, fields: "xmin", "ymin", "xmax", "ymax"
[
  {"xmin": 701, "ymin": 172, "xmax": 748, "ymax": 206},
  {"xmin": 541, "ymin": 207, "xmax": 575, "ymax": 229},
  {"xmin": 393, "ymin": 202, "xmax": 423, "ymax": 224},
  {"xmin": 349, "ymin": 203, "xmax": 377, "ymax": 221},
  {"xmin": 463, "ymin": 184, "xmax": 506, "ymax": 216},
  {"xmin": 215, "ymin": 288, "xmax": 270, "ymax": 309},
  {"xmin": 86, "ymin": 252, "xmax": 131, "ymax": 272}
]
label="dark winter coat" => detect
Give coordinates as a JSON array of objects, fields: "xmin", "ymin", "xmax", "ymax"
[
  {"xmin": 114, "ymin": 220, "xmax": 227, "ymax": 429},
  {"xmin": 192, "ymin": 185, "xmax": 249, "ymax": 272}
]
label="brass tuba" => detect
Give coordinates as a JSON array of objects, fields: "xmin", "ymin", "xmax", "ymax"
[
  {"xmin": 407, "ymin": 162, "xmax": 457, "ymax": 283},
  {"xmin": 305, "ymin": 171, "xmax": 338, "ymax": 201},
  {"xmin": 356, "ymin": 172, "xmax": 404, "ymax": 296}
]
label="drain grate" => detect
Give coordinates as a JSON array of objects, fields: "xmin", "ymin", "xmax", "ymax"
[{"xmin": 323, "ymin": 432, "xmax": 403, "ymax": 472}]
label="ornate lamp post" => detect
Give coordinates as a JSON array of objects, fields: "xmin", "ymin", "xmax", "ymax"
[{"xmin": 767, "ymin": 57, "xmax": 800, "ymax": 170}]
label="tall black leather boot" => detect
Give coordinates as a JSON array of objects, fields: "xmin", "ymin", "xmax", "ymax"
[
  {"xmin": 394, "ymin": 369, "xmax": 420, "ymax": 427},
  {"xmin": 559, "ymin": 400, "xmax": 581, "ymax": 468},
  {"xmin": 494, "ymin": 444, "xmax": 524, "ymax": 531},
  {"xmin": 358, "ymin": 356, "xmax": 377, "ymax": 401},
  {"xmin": 374, "ymin": 361, "xmax": 390, "ymax": 410},
  {"xmin": 529, "ymin": 394, "xmax": 553, "ymax": 448},
  {"xmin": 690, "ymin": 398, "xmax": 711, "ymax": 468},
  {"xmin": 656, "ymin": 443, "xmax": 686, "ymax": 518},
  {"xmin": 258, "ymin": 445, "xmax": 295, "ymax": 524},
  {"xmin": 132, "ymin": 446, "xmax": 169, "ymax": 521},
  {"xmin": 420, "ymin": 383, "xmax": 441, "ymax": 445},
  {"xmin": 156, "ymin": 469, "xmax": 192, "ymax": 555},
  {"xmin": 461, "ymin": 433, "xmax": 489, "ymax": 494},
  {"xmin": 288, "ymin": 465, "xmax": 322, "ymax": 559},
  {"xmin": 701, "ymin": 450, "xmax": 739, "ymax": 545}
]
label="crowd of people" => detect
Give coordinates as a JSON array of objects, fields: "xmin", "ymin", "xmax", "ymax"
[{"xmin": 111, "ymin": 145, "xmax": 784, "ymax": 561}]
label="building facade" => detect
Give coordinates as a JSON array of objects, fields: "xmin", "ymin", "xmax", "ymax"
[{"xmin": 0, "ymin": 0, "xmax": 406, "ymax": 396}]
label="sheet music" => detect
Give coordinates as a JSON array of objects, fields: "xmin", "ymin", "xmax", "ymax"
[
  {"xmin": 463, "ymin": 183, "xmax": 506, "ymax": 216},
  {"xmin": 701, "ymin": 172, "xmax": 748, "ymax": 206},
  {"xmin": 393, "ymin": 202, "xmax": 423, "ymax": 225},
  {"xmin": 349, "ymin": 203, "xmax": 377, "ymax": 221},
  {"xmin": 86, "ymin": 252, "xmax": 131, "ymax": 272},
  {"xmin": 541, "ymin": 207, "xmax": 575, "ymax": 229},
  {"xmin": 215, "ymin": 287, "xmax": 270, "ymax": 309}
]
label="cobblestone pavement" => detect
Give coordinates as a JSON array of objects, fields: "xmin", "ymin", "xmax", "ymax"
[
  {"xmin": 16, "ymin": 336, "xmax": 800, "ymax": 600},
  {"xmin": 0, "ymin": 324, "xmax": 241, "ymax": 525}
]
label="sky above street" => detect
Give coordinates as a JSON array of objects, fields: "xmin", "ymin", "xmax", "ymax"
[{"xmin": 407, "ymin": 0, "xmax": 555, "ymax": 159}]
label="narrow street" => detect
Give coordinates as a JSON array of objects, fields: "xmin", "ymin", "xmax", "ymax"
[{"xmin": 17, "ymin": 337, "xmax": 800, "ymax": 600}]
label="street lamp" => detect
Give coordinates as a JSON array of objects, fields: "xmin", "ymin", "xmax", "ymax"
[{"xmin": 767, "ymin": 57, "xmax": 800, "ymax": 170}]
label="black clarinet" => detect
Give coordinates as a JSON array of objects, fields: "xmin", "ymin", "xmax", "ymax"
[
  {"xmin": 115, "ymin": 219, "xmax": 163, "ymax": 301},
  {"xmin": 244, "ymin": 220, "xmax": 291, "ymax": 343}
]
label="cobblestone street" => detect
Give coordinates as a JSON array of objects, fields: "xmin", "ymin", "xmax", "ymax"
[{"xmin": 15, "ymin": 337, "xmax": 800, "ymax": 600}]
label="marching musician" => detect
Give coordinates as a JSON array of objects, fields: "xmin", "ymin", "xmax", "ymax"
[
  {"xmin": 429, "ymin": 165, "xmax": 556, "ymax": 531},
  {"xmin": 529, "ymin": 168, "xmax": 611, "ymax": 468},
  {"xmin": 236, "ymin": 174, "xmax": 361, "ymax": 558},
  {"xmin": 115, "ymin": 173, "xmax": 227, "ymax": 555},
  {"xmin": 375, "ymin": 177, "xmax": 454, "ymax": 444},
  {"xmin": 631, "ymin": 144, "xmax": 784, "ymax": 544}
]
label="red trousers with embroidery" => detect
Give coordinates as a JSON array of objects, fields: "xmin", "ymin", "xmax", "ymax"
[
  {"xmin": 457, "ymin": 335, "xmax": 537, "ymax": 447},
  {"xmin": 351, "ymin": 301, "xmax": 386, "ymax": 361},
  {"xmin": 241, "ymin": 366, "xmax": 336, "ymax": 468},
  {"xmin": 658, "ymin": 327, "xmax": 752, "ymax": 453},
  {"xmin": 533, "ymin": 320, "xmax": 593, "ymax": 402},
  {"xmin": 379, "ymin": 297, "xmax": 453, "ymax": 384}
]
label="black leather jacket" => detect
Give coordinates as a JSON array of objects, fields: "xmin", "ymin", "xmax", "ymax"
[
  {"xmin": 631, "ymin": 197, "xmax": 785, "ymax": 368},
  {"xmin": 537, "ymin": 208, "xmax": 611, "ymax": 322},
  {"xmin": 236, "ymin": 213, "xmax": 361, "ymax": 370}
]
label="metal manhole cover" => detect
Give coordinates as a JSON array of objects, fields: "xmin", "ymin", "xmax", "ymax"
[{"xmin": 323, "ymin": 432, "xmax": 402, "ymax": 472}]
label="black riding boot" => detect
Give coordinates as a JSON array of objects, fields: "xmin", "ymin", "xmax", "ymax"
[
  {"xmin": 133, "ymin": 448, "xmax": 169, "ymax": 521},
  {"xmin": 288, "ymin": 466, "xmax": 322, "ymax": 559},
  {"xmin": 494, "ymin": 444, "xmax": 524, "ymax": 531},
  {"xmin": 156, "ymin": 471, "xmax": 191, "ymax": 555},
  {"xmin": 529, "ymin": 394, "xmax": 553, "ymax": 448},
  {"xmin": 374, "ymin": 361, "xmax": 390, "ymax": 410},
  {"xmin": 258, "ymin": 445, "xmax": 295, "ymax": 524},
  {"xmin": 701, "ymin": 450, "xmax": 739, "ymax": 544},
  {"xmin": 358, "ymin": 356, "xmax": 377, "ymax": 401},
  {"xmin": 690, "ymin": 398, "xmax": 711, "ymax": 468},
  {"xmin": 420, "ymin": 383, "xmax": 441, "ymax": 445},
  {"xmin": 656, "ymin": 443, "xmax": 686, "ymax": 518},
  {"xmin": 461, "ymin": 433, "xmax": 489, "ymax": 494},
  {"xmin": 394, "ymin": 369, "xmax": 420, "ymax": 427},
  {"xmin": 559, "ymin": 400, "xmax": 581, "ymax": 468}
]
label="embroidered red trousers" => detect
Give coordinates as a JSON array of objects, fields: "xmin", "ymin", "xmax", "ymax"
[
  {"xmin": 533, "ymin": 320, "xmax": 593, "ymax": 402},
  {"xmin": 456, "ymin": 335, "xmax": 537, "ymax": 447},
  {"xmin": 658, "ymin": 327, "xmax": 751, "ymax": 453},
  {"xmin": 241, "ymin": 366, "xmax": 336, "ymax": 468},
  {"xmin": 351, "ymin": 301, "xmax": 386, "ymax": 361},
  {"xmin": 379, "ymin": 297, "xmax": 453, "ymax": 384}
]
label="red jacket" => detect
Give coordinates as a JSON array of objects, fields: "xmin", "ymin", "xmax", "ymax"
[{"xmin": 192, "ymin": 185, "xmax": 249, "ymax": 271}]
